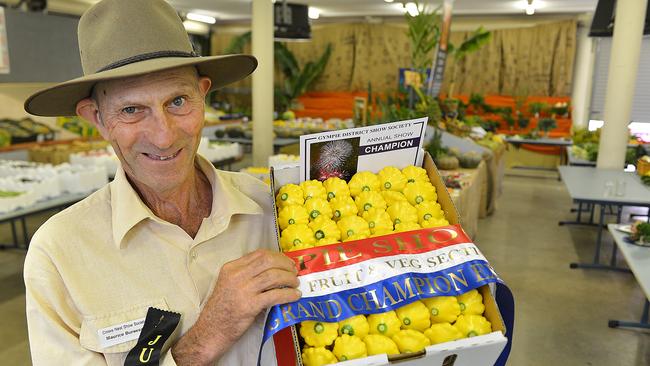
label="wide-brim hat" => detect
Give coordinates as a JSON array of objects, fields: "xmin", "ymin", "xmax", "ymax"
[{"xmin": 24, "ymin": 0, "xmax": 257, "ymax": 117}]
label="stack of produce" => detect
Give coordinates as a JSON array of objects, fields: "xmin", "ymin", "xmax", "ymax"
[
  {"xmin": 298, "ymin": 290, "xmax": 492, "ymax": 365},
  {"xmin": 274, "ymin": 166, "xmax": 493, "ymax": 365},
  {"xmin": 276, "ymin": 166, "xmax": 449, "ymax": 251},
  {"xmin": 69, "ymin": 147, "xmax": 119, "ymax": 177},
  {"xmin": 197, "ymin": 138, "xmax": 241, "ymax": 162}
]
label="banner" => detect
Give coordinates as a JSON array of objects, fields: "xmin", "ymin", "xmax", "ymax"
[{"xmin": 260, "ymin": 225, "xmax": 515, "ymax": 365}]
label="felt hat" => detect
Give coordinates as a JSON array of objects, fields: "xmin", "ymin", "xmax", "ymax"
[{"xmin": 24, "ymin": 0, "xmax": 257, "ymax": 116}]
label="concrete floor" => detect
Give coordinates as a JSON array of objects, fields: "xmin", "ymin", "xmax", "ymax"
[{"xmin": 0, "ymin": 172, "xmax": 649, "ymax": 365}]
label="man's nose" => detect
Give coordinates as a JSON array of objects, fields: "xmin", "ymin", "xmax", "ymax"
[{"xmin": 147, "ymin": 108, "xmax": 177, "ymax": 150}]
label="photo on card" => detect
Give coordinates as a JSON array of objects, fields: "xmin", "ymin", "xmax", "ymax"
[{"xmin": 309, "ymin": 137, "xmax": 360, "ymax": 181}]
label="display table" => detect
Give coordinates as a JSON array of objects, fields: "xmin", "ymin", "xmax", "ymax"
[
  {"xmin": 211, "ymin": 137, "xmax": 299, "ymax": 154},
  {"xmin": 0, "ymin": 191, "xmax": 89, "ymax": 249},
  {"xmin": 558, "ymin": 166, "xmax": 650, "ymax": 271},
  {"xmin": 565, "ymin": 146, "xmax": 596, "ymax": 167},
  {"xmin": 443, "ymin": 161, "xmax": 488, "ymax": 239},
  {"xmin": 606, "ymin": 224, "xmax": 650, "ymax": 330}
]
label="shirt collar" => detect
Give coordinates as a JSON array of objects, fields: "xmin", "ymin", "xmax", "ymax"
[{"xmin": 111, "ymin": 154, "xmax": 263, "ymax": 249}]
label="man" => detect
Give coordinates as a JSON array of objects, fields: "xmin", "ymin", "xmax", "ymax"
[{"xmin": 23, "ymin": 0, "xmax": 299, "ymax": 364}]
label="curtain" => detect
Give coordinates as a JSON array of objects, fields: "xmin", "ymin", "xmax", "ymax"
[{"xmin": 211, "ymin": 19, "xmax": 577, "ymax": 98}]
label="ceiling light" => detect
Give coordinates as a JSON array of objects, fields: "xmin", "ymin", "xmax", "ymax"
[
  {"xmin": 525, "ymin": 0, "xmax": 535, "ymax": 15},
  {"xmin": 405, "ymin": 2, "xmax": 419, "ymax": 16},
  {"xmin": 183, "ymin": 20, "xmax": 210, "ymax": 35},
  {"xmin": 384, "ymin": 0, "xmax": 394, "ymax": 3},
  {"xmin": 308, "ymin": 7, "xmax": 320, "ymax": 20},
  {"xmin": 186, "ymin": 12, "xmax": 216, "ymax": 24}
]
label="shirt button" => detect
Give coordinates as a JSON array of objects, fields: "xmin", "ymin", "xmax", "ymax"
[{"xmin": 190, "ymin": 249, "xmax": 198, "ymax": 260}]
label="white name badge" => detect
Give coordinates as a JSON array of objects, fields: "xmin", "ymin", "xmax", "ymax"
[{"xmin": 97, "ymin": 317, "xmax": 146, "ymax": 349}]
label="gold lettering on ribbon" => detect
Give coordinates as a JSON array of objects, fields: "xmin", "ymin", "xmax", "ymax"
[
  {"xmin": 360, "ymin": 289, "xmax": 384, "ymax": 311},
  {"xmin": 433, "ymin": 275, "xmax": 451, "ymax": 293},
  {"xmin": 448, "ymin": 269, "xmax": 468, "ymax": 291},
  {"xmin": 139, "ymin": 348, "xmax": 154, "ymax": 363},
  {"xmin": 297, "ymin": 302, "xmax": 312, "ymax": 318},
  {"xmin": 426, "ymin": 228, "xmax": 459, "ymax": 244},
  {"xmin": 309, "ymin": 301, "xmax": 326, "ymax": 318},
  {"xmin": 338, "ymin": 246, "xmax": 362, "ymax": 262},
  {"xmin": 147, "ymin": 335, "xmax": 161, "ymax": 346},
  {"xmin": 347, "ymin": 293, "xmax": 363, "ymax": 312},
  {"xmin": 325, "ymin": 299, "xmax": 342, "ymax": 318},
  {"xmin": 296, "ymin": 253, "xmax": 317, "ymax": 272},
  {"xmin": 372, "ymin": 239, "xmax": 392, "ymax": 254},
  {"xmin": 281, "ymin": 304, "xmax": 296, "ymax": 322}
]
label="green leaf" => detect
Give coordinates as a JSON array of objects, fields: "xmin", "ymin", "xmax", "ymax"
[{"xmin": 224, "ymin": 31, "xmax": 251, "ymax": 54}]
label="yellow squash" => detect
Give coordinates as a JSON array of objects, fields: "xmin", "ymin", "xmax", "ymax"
[
  {"xmin": 394, "ymin": 222, "xmax": 422, "ymax": 233},
  {"xmin": 402, "ymin": 166, "xmax": 430, "ymax": 184},
  {"xmin": 423, "ymin": 322, "xmax": 463, "ymax": 345},
  {"xmin": 277, "ymin": 205, "xmax": 309, "ymax": 230},
  {"xmin": 421, "ymin": 296, "xmax": 461, "ymax": 324},
  {"xmin": 338, "ymin": 315, "xmax": 370, "ymax": 339},
  {"xmin": 338, "ymin": 216, "xmax": 371, "ymax": 241},
  {"xmin": 329, "ymin": 196, "xmax": 358, "ymax": 221},
  {"xmin": 304, "ymin": 197, "xmax": 333, "ymax": 221},
  {"xmin": 348, "ymin": 171, "xmax": 380, "ymax": 197},
  {"xmin": 457, "ymin": 289, "xmax": 485, "ymax": 316},
  {"xmin": 323, "ymin": 177, "xmax": 350, "ymax": 200},
  {"xmin": 362, "ymin": 208, "xmax": 394, "ymax": 235},
  {"xmin": 391, "ymin": 329, "xmax": 431, "ymax": 354},
  {"xmin": 308, "ymin": 216, "xmax": 341, "ymax": 241},
  {"xmin": 276, "ymin": 184, "xmax": 304, "ymax": 208},
  {"xmin": 300, "ymin": 321, "xmax": 339, "ymax": 347},
  {"xmin": 315, "ymin": 237, "xmax": 340, "ymax": 247},
  {"xmin": 453, "ymin": 315, "xmax": 492, "ymax": 338},
  {"xmin": 378, "ymin": 166, "xmax": 407, "ymax": 192},
  {"xmin": 280, "ymin": 224, "xmax": 315, "ymax": 252},
  {"xmin": 416, "ymin": 201, "xmax": 445, "ymax": 224},
  {"xmin": 355, "ymin": 191, "xmax": 387, "ymax": 213},
  {"xmin": 367, "ymin": 311, "xmax": 402, "ymax": 337},
  {"xmin": 363, "ymin": 334, "xmax": 400, "ymax": 356},
  {"xmin": 386, "ymin": 201, "xmax": 419, "ymax": 226},
  {"xmin": 403, "ymin": 181, "xmax": 437, "ymax": 206},
  {"xmin": 301, "ymin": 347, "xmax": 338, "ymax": 366},
  {"xmin": 301, "ymin": 180, "xmax": 327, "ymax": 201},
  {"xmin": 421, "ymin": 217, "xmax": 450, "ymax": 228},
  {"xmin": 395, "ymin": 301, "xmax": 431, "ymax": 332},
  {"xmin": 381, "ymin": 191, "xmax": 408, "ymax": 206},
  {"xmin": 332, "ymin": 334, "xmax": 367, "ymax": 362}
]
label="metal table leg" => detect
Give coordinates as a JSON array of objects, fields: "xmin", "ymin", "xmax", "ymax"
[
  {"xmin": 570, "ymin": 204, "xmax": 630, "ymax": 272},
  {"xmin": 609, "ymin": 299, "xmax": 650, "ymax": 329},
  {"xmin": 559, "ymin": 201, "xmax": 605, "ymax": 227},
  {"xmin": 20, "ymin": 216, "xmax": 29, "ymax": 247},
  {"xmin": 0, "ymin": 219, "xmax": 20, "ymax": 250}
]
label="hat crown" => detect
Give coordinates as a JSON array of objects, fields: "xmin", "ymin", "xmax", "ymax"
[{"xmin": 78, "ymin": 0, "xmax": 194, "ymax": 75}]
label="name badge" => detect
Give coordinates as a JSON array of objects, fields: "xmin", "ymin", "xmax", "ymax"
[{"xmin": 97, "ymin": 317, "xmax": 146, "ymax": 348}]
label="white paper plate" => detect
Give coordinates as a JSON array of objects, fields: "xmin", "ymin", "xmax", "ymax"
[{"xmin": 616, "ymin": 224, "xmax": 633, "ymax": 234}]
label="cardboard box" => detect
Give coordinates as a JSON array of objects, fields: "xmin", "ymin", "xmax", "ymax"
[{"xmin": 269, "ymin": 150, "xmax": 507, "ymax": 366}]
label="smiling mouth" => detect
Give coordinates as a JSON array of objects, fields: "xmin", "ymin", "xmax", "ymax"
[{"xmin": 143, "ymin": 149, "xmax": 181, "ymax": 161}]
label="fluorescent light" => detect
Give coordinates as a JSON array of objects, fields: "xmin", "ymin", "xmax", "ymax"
[
  {"xmin": 525, "ymin": 4, "xmax": 535, "ymax": 15},
  {"xmin": 405, "ymin": 2, "xmax": 419, "ymax": 16},
  {"xmin": 308, "ymin": 7, "xmax": 320, "ymax": 20},
  {"xmin": 384, "ymin": 0, "xmax": 394, "ymax": 2},
  {"xmin": 183, "ymin": 20, "xmax": 209, "ymax": 35},
  {"xmin": 186, "ymin": 12, "xmax": 216, "ymax": 24}
]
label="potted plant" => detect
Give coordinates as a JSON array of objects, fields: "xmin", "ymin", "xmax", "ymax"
[
  {"xmin": 537, "ymin": 118, "xmax": 557, "ymax": 138},
  {"xmin": 528, "ymin": 102, "xmax": 549, "ymax": 118}
]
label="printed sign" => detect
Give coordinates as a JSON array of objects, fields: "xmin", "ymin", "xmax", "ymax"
[
  {"xmin": 97, "ymin": 317, "xmax": 145, "ymax": 349},
  {"xmin": 299, "ymin": 118, "xmax": 428, "ymax": 182}
]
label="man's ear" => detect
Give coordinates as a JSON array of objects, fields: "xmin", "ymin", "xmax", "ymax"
[
  {"xmin": 76, "ymin": 98, "xmax": 109, "ymax": 140},
  {"xmin": 198, "ymin": 76, "xmax": 212, "ymax": 97}
]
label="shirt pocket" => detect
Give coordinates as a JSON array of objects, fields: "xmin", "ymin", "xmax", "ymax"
[{"xmin": 79, "ymin": 298, "xmax": 169, "ymax": 354}]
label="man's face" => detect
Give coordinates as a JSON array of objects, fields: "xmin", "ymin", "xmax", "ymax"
[{"xmin": 92, "ymin": 67, "xmax": 211, "ymax": 193}]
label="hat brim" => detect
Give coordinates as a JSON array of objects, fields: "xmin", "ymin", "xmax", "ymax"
[{"xmin": 24, "ymin": 54, "xmax": 257, "ymax": 116}]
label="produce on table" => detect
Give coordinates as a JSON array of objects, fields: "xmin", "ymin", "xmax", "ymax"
[
  {"xmin": 631, "ymin": 221, "xmax": 650, "ymax": 244},
  {"xmin": 274, "ymin": 166, "xmax": 494, "ymax": 363}
]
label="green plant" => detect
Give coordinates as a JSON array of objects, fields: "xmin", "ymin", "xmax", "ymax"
[
  {"xmin": 224, "ymin": 31, "xmax": 251, "ymax": 54},
  {"xmin": 425, "ymin": 128, "xmax": 447, "ymax": 159},
  {"xmin": 275, "ymin": 42, "xmax": 332, "ymax": 113},
  {"xmin": 405, "ymin": 3, "xmax": 441, "ymax": 76},
  {"xmin": 537, "ymin": 118, "xmax": 557, "ymax": 133},
  {"xmin": 446, "ymin": 27, "xmax": 491, "ymax": 97},
  {"xmin": 528, "ymin": 102, "xmax": 549, "ymax": 116},
  {"xmin": 516, "ymin": 113, "xmax": 530, "ymax": 129}
]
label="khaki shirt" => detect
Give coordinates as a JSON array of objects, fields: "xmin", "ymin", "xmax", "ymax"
[{"xmin": 24, "ymin": 156, "xmax": 278, "ymax": 365}]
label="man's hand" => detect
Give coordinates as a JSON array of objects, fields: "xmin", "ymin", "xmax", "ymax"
[{"xmin": 172, "ymin": 249, "xmax": 301, "ymax": 365}]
